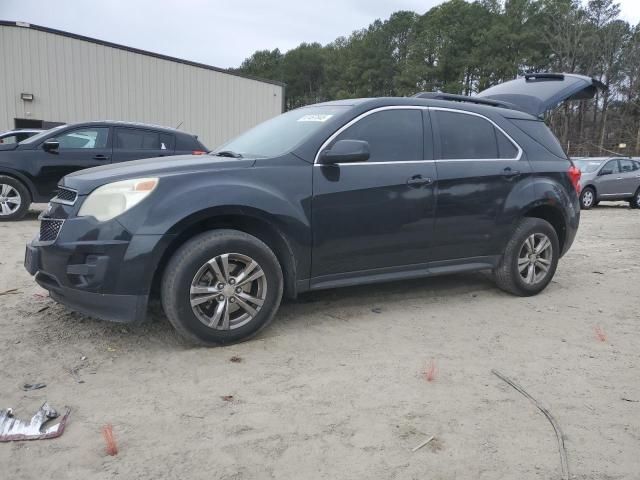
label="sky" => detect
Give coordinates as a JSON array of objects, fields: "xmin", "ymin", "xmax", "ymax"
[{"xmin": 1, "ymin": 0, "xmax": 639, "ymax": 69}]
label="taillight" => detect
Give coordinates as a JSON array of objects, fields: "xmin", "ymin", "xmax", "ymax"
[
  {"xmin": 192, "ymin": 150, "xmax": 206, "ymax": 155},
  {"xmin": 568, "ymin": 165, "xmax": 581, "ymax": 194}
]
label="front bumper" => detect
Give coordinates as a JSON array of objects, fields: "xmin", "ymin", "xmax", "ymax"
[{"xmin": 24, "ymin": 209, "xmax": 169, "ymax": 324}]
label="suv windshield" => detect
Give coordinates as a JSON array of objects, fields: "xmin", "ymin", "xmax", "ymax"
[
  {"xmin": 213, "ymin": 105, "xmax": 349, "ymax": 158},
  {"xmin": 20, "ymin": 125, "xmax": 66, "ymax": 145},
  {"xmin": 573, "ymin": 159, "xmax": 605, "ymax": 173}
]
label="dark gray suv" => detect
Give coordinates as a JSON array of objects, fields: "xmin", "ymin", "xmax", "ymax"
[{"xmin": 25, "ymin": 73, "xmax": 600, "ymax": 345}]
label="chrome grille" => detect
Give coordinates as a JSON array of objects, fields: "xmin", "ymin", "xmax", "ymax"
[
  {"xmin": 52, "ymin": 187, "xmax": 77, "ymax": 205},
  {"xmin": 39, "ymin": 218, "xmax": 64, "ymax": 242}
]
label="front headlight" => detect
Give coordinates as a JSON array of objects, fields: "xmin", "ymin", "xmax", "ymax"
[{"xmin": 78, "ymin": 178, "xmax": 158, "ymax": 222}]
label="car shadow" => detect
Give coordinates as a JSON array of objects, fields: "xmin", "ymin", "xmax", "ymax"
[
  {"xmin": 25, "ymin": 271, "xmax": 499, "ymax": 350},
  {"xmin": 590, "ymin": 202, "xmax": 633, "ymax": 210}
]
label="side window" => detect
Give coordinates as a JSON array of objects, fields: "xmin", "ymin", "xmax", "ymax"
[
  {"xmin": 0, "ymin": 135, "xmax": 18, "ymax": 144},
  {"xmin": 634, "ymin": 161, "xmax": 640, "ymax": 171},
  {"xmin": 435, "ymin": 111, "xmax": 502, "ymax": 159},
  {"xmin": 496, "ymin": 130, "xmax": 518, "ymax": 158},
  {"xmin": 160, "ymin": 133, "xmax": 175, "ymax": 151},
  {"xmin": 601, "ymin": 160, "xmax": 619, "ymax": 175},
  {"xmin": 57, "ymin": 128, "xmax": 109, "ymax": 149},
  {"xmin": 332, "ymin": 109, "xmax": 423, "ymax": 162},
  {"xmin": 619, "ymin": 159, "xmax": 635, "ymax": 173},
  {"xmin": 115, "ymin": 128, "xmax": 163, "ymax": 150}
]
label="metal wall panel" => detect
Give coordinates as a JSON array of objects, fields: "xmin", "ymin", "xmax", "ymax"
[{"xmin": 0, "ymin": 23, "xmax": 284, "ymax": 148}]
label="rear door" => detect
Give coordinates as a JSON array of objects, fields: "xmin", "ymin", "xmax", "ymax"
[
  {"xmin": 311, "ymin": 107, "xmax": 437, "ymax": 279},
  {"xmin": 477, "ymin": 73, "xmax": 606, "ymax": 117},
  {"xmin": 430, "ymin": 108, "xmax": 532, "ymax": 261},
  {"xmin": 618, "ymin": 159, "xmax": 640, "ymax": 196},
  {"xmin": 594, "ymin": 159, "xmax": 622, "ymax": 196},
  {"xmin": 34, "ymin": 126, "xmax": 112, "ymax": 197},
  {"xmin": 111, "ymin": 127, "xmax": 176, "ymax": 163}
]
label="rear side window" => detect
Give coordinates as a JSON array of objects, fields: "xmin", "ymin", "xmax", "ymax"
[
  {"xmin": 160, "ymin": 133, "xmax": 175, "ymax": 151},
  {"xmin": 619, "ymin": 159, "xmax": 636, "ymax": 172},
  {"xmin": 511, "ymin": 119, "xmax": 566, "ymax": 159},
  {"xmin": 115, "ymin": 128, "xmax": 173, "ymax": 150},
  {"xmin": 333, "ymin": 109, "xmax": 423, "ymax": 162},
  {"xmin": 435, "ymin": 110, "xmax": 516, "ymax": 159},
  {"xmin": 496, "ymin": 130, "xmax": 518, "ymax": 158},
  {"xmin": 176, "ymin": 134, "xmax": 205, "ymax": 151}
]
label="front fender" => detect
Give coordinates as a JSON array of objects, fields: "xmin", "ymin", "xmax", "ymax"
[{"xmin": 115, "ymin": 160, "xmax": 313, "ymax": 280}]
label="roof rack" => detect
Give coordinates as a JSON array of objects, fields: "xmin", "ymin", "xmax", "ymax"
[{"xmin": 412, "ymin": 92, "xmax": 518, "ymax": 110}]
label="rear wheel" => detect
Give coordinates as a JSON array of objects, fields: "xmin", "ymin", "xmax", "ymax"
[
  {"xmin": 579, "ymin": 187, "xmax": 596, "ymax": 210},
  {"xmin": 0, "ymin": 176, "xmax": 31, "ymax": 221},
  {"xmin": 630, "ymin": 189, "xmax": 640, "ymax": 209},
  {"xmin": 494, "ymin": 218, "xmax": 559, "ymax": 296},
  {"xmin": 161, "ymin": 229, "xmax": 283, "ymax": 345}
]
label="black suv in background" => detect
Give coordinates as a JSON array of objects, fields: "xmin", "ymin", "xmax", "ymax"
[
  {"xmin": 25, "ymin": 73, "xmax": 599, "ymax": 345},
  {"xmin": 0, "ymin": 121, "xmax": 207, "ymax": 220}
]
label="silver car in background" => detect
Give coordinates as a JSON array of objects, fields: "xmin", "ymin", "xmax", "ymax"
[{"xmin": 574, "ymin": 157, "xmax": 640, "ymax": 209}]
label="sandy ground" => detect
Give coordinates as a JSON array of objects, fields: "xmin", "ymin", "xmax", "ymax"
[{"xmin": 0, "ymin": 203, "xmax": 638, "ymax": 479}]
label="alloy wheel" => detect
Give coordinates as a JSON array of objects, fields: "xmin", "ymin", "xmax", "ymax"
[
  {"xmin": 582, "ymin": 190, "xmax": 593, "ymax": 208},
  {"xmin": 190, "ymin": 253, "xmax": 267, "ymax": 330},
  {"xmin": 517, "ymin": 233, "xmax": 553, "ymax": 285},
  {"xmin": 0, "ymin": 184, "xmax": 21, "ymax": 216}
]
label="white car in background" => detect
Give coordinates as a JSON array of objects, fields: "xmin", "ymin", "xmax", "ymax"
[{"xmin": 0, "ymin": 129, "xmax": 43, "ymax": 144}]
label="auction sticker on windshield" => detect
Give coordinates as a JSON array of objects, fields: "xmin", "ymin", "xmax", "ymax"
[{"xmin": 298, "ymin": 114, "xmax": 333, "ymax": 122}]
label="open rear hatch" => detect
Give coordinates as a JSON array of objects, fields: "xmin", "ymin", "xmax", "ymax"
[{"xmin": 477, "ymin": 73, "xmax": 607, "ymax": 117}]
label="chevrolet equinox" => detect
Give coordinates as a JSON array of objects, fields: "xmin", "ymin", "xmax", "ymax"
[{"xmin": 25, "ymin": 73, "xmax": 600, "ymax": 345}]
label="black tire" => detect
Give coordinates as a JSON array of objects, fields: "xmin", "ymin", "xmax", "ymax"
[
  {"xmin": 579, "ymin": 187, "xmax": 596, "ymax": 210},
  {"xmin": 0, "ymin": 175, "xmax": 31, "ymax": 221},
  {"xmin": 494, "ymin": 218, "xmax": 560, "ymax": 297},
  {"xmin": 161, "ymin": 229, "xmax": 283, "ymax": 346},
  {"xmin": 630, "ymin": 189, "xmax": 640, "ymax": 209}
]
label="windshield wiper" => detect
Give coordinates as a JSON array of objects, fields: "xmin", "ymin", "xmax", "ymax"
[{"xmin": 213, "ymin": 150, "xmax": 243, "ymax": 158}]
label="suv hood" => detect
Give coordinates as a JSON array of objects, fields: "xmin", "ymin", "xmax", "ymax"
[
  {"xmin": 477, "ymin": 73, "xmax": 606, "ymax": 117},
  {"xmin": 62, "ymin": 154, "xmax": 255, "ymax": 194}
]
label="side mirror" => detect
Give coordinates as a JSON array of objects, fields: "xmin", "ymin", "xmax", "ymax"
[
  {"xmin": 43, "ymin": 139, "xmax": 60, "ymax": 153},
  {"xmin": 599, "ymin": 168, "xmax": 612, "ymax": 176},
  {"xmin": 319, "ymin": 140, "xmax": 370, "ymax": 164}
]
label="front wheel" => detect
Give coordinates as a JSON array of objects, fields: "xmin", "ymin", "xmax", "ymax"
[
  {"xmin": 161, "ymin": 229, "xmax": 283, "ymax": 346},
  {"xmin": 579, "ymin": 187, "xmax": 596, "ymax": 210},
  {"xmin": 0, "ymin": 176, "xmax": 31, "ymax": 221},
  {"xmin": 494, "ymin": 218, "xmax": 560, "ymax": 296}
]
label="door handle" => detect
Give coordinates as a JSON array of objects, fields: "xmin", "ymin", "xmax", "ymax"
[
  {"xmin": 615, "ymin": 177, "xmax": 623, "ymax": 180},
  {"xmin": 93, "ymin": 154, "xmax": 109, "ymax": 160},
  {"xmin": 502, "ymin": 167, "xmax": 521, "ymax": 178},
  {"xmin": 407, "ymin": 175, "xmax": 433, "ymax": 187}
]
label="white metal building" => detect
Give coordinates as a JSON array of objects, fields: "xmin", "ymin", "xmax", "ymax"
[{"xmin": 0, "ymin": 21, "xmax": 285, "ymax": 149}]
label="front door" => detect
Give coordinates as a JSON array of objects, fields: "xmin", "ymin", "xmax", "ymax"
[
  {"xmin": 35, "ymin": 126, "xmax": 112, "ymax": 197},
  {"xmin": 311, "ymin": 108, "xmax": 437, "ymax": 280},
  {"xmin": 594, "ymin": 159, "xmax": 623, "ymax": 197},
  {"xmin": 430, "ymin": 108, "xmax": 532, "ymax": 261}
]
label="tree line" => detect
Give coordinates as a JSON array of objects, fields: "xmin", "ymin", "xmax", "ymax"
[{"xmin": 235, "ymin": 0, "xmax": 640, "ymax": 157}]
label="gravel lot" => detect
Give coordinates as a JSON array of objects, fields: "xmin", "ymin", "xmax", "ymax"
[{"xmin": 1, "ymin": 204, "xmax": 638, "ymax": 479}]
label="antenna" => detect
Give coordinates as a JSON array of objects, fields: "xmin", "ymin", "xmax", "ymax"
[{"xmin": 175, "ymin": 121, "xmax": 183, "ymax": 130}]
